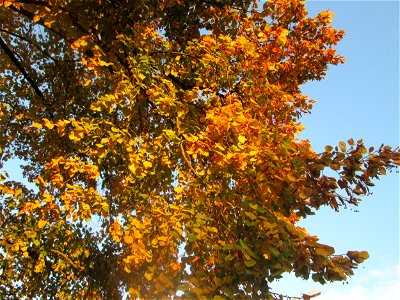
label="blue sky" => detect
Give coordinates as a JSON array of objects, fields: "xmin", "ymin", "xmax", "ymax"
[{"xmin": 270, "ymin": 1, "xmax": 399, "ymax": 299}]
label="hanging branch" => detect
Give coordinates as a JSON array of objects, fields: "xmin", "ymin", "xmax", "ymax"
[{"xmin": 0, "ymin": 34, "xmax": 48, "ymax": 105}]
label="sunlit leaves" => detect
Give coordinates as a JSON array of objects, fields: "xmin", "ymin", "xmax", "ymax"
[
  {"xmin": 315, "ymin": 243, "xmax": 335, "ymax": 256},
  {"xmin": 0, "ymin": 0, "xmax": 398, "ymax": 299},
  {"xmin": 347, "ymin": 251, "xmax": 369, "ymax": 263}
]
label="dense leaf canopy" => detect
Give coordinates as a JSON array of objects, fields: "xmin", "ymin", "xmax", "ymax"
[{"xmin": 0, "ymin": 0, "xmax": 398, "ymax": 299}]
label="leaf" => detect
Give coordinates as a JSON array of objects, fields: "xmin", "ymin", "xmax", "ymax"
[
  {"xmin": 215, "ymin": 143, "xmax": 225, "ymax": 151},
  {"xmin": 244, "ymin": 258, "xmax": 257, "ymax": 268},
  {"xmin": 238, "ymin": 135, "xmax": 247, "ymax": 143},
  {"xmin": 347, "ymin": 251, "xmax": 369, "ymax": 263},
  {"xmin": 244, "ymin": 211, "xmax": 257, "ymax": 220},
  {"xmin": 315, "ymin": 244, "xmax": 335, "ymax": 256},
  {"xmin": 239, "ymin": 239, "xmax": 258, "ymax": 259},
  {"xmin": 43, "ymin": 118, "xmax": 54, "ymax": 129},
  {"xmin": 38, "ymin": 219, "xmax": 47, "ymax": 229},
  {"xmin": 174, "ymin": 187, "xmax": 183, "ymax": 193},
  {"xmin": 277, "ymin": 29, "xmax": 289, "ymax": 45},
  {"xmin": 183, "ymin": 133, "xmax": 198, "ymax": 143},
  {"xmin": 379, "ymin": 166, "xmax": 386, "ymax": 175},
  {"xmin": 187, "ymin": 233, "xmax": 197, "ymax": 242},
  {"xmin": 1, "ymin": 2, "xmax": 398, "ymax": 297},
  {"xmin": 124, "ymin": 236, "xmax": 133, "ymax": 244},
  {"xmin": 32, "ymin": 122, "xmax": 43, "ymax": 129},
  {"xmin": 82, "ymin": 203, "xmax": 90, "ymax": 211},
  {"xmin": 101, "ymin": 202, "xmax": 109, "ymax": 212},
  {"xmin": 286, "ymin": 173, "xmax": 298, "ymax": 182},
  {"xmin": 339, "ymin": 141, "xmax": 347, "ymax": 152},
  {"xmin": 3, "ymin": 0, "xmax": 12, "ymax": 7},
  {"xmin": 68, "ymin": 130, "xmax": 84, "ymax": 141},
  {"xmin": 143, "ymin": 161, "xmax": 152, "ymax": 169}
]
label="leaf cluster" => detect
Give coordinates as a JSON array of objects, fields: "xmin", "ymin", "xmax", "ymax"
[{"xmin": 0, "ymin": 0, "xmax": 398, "ymax": 299}]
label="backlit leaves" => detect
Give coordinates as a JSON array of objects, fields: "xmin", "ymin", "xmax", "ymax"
[{"xmin": 0, "ymin": 0, "xmax": 398, "ymax": 299}]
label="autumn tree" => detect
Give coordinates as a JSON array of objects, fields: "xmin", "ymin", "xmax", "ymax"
[{"xmin": 0, "ymin": 0, "xmax": 398, "ymax": 299}]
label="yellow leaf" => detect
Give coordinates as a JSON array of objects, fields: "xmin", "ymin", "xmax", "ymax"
[
  {"xmin": 68, "ymin": 130, "xmax": 84, "ymax": 141},
  {"xmin": 245, "ymin": 211, "xmax": 257, "ymax": 220},
  {"xmin": 98, "ymin": 60, "xmax": 113, "ymax": 67},
  {"xmin": 169, "ymin": 204, "xmax": 180, "ymax": 210},
  {"xmin": 238, "ymin": 135, "xmax": 247, "ymax": 143},
  {"xmin": 138, "ymin": 73, "xmax": 146, "ymax": 80},
  {"xmin": 277, "ymin": 29, "xmax": 289, "ymax": 45},
  {"xmin": 82, "ymin": 203, "xmax": 90, "ymax": 211},
  {"xmin": 215, "ymin": 143, "xmax": 225, "ymax": 151},
  {"xmin": 33, "ymin": 15, "xmax": 40, "ymax": 23},
  {"xmin": 101, "ymin": 202, "xmax": 109, "ymax": 212},
  {"xmin": 129, "ymin": 163, "xmax": 136, "ymax": 174},
  {"xmin": 143, "ymin": 161, "xmax": 152, "ymax": 169},
  {"xmin": 184, "ymin": 134, "xmax": 198, "ymax": 143},
  {"xmin": 43, "ymin": 118, "xmax": 54, "ymax": 129},
  {"xmin": 174, "ymin": 186, "xmax": 184, "ymax": 193},
  {"xmin": 109, "ymin": 221, "xmax": 123, "ymax": 242},
  {"xmin": 38, "ymin": 219, "xmax": 47, "ymax": 229},
  {"xmin": 133, "ymin": 230, "xmax": 143, "ymax": 239},
  {"xmin": 42, "ymin": 193, "xmax": 52, "ymax": 202},
  {"xmin": 287, "ymin": 173, "xmax": 298, "ymax": 182},
  {"xmin": 32, "ymin": 122, "xmax": 42, "ymax": 129},
  {"xmin": 174, "ymin": 226, "xmax": 183, "ymax": 235},
  {"xmin": 144, "ymin": 272, "xmax": 153, "ymax": 280},
  {"xmin": 51, "ymin": 174, "xmax": 63, "ymax": 184},
  {"xmin": 83, "ymin": 79, "xmax": 91, "ymax": 86},
  {"xmin": 170, "ymin": 69, "xmax": 178, "ymax": 77},
  {"xmin": 124, "ymin": 235, "xmax": 133, "ymax": 244},
  {"xmin": 34, "ymin": 258, "xmax": 45, "ymax": 273}
]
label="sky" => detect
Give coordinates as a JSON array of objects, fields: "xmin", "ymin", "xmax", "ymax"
[
  {"xmin": 269, "ymin": 1, "xmax": 399, "ymax": 299},
  {"xmin": 1, "ymin": 1, "xmax": 399, "ymax": 299}
]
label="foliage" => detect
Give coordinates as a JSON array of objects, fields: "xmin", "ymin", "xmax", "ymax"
[{"xmin": 0, "ymin": 0, "xmax": 398, "ymax": 299}]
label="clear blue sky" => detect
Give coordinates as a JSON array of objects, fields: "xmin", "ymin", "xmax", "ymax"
[{"xmin": 270, "ymin": 1, "xmax": 399, "ymax": 299}]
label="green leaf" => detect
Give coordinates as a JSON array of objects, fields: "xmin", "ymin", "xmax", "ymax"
[
  {"xmin": 244, "ymin": 258, "xmax": 257, "ymax": 268},
  {"xmin": 244, "ymin": 211, "xmax": 257, "ymax": 220},
  {"xmin": 187, "ymin": 233, "xmax": 198, "ymax": 242}
]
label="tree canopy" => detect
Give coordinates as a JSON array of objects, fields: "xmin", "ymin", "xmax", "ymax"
[{"xmin": 0, "ymin": 0, "xmax": 398, "ymax": 299}]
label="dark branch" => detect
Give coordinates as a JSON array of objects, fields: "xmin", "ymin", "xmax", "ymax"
[
  {"xmin": 0, "ymin": 34, "xmax": 49, "ymax": 106},
  {"xmin": 0, "ymin": 29, "xmax": 78, "ymax": 63}
]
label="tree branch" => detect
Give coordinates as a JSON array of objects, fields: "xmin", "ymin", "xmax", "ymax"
[
  {"xmin": 0, "ymin": 29, "xmax": 78, "ymax": 63},
  {"xmin": 50, "ymin": 249, "xmax": 80, "ymax": 270},
  {"xmin": 0, "ymin": 34, "xmax": 49, "ymax": 106}
]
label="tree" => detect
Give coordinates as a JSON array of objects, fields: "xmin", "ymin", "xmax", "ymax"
[{"xmin": 0, "ymin": 0, "xmax": 398, "ymax": 299}]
